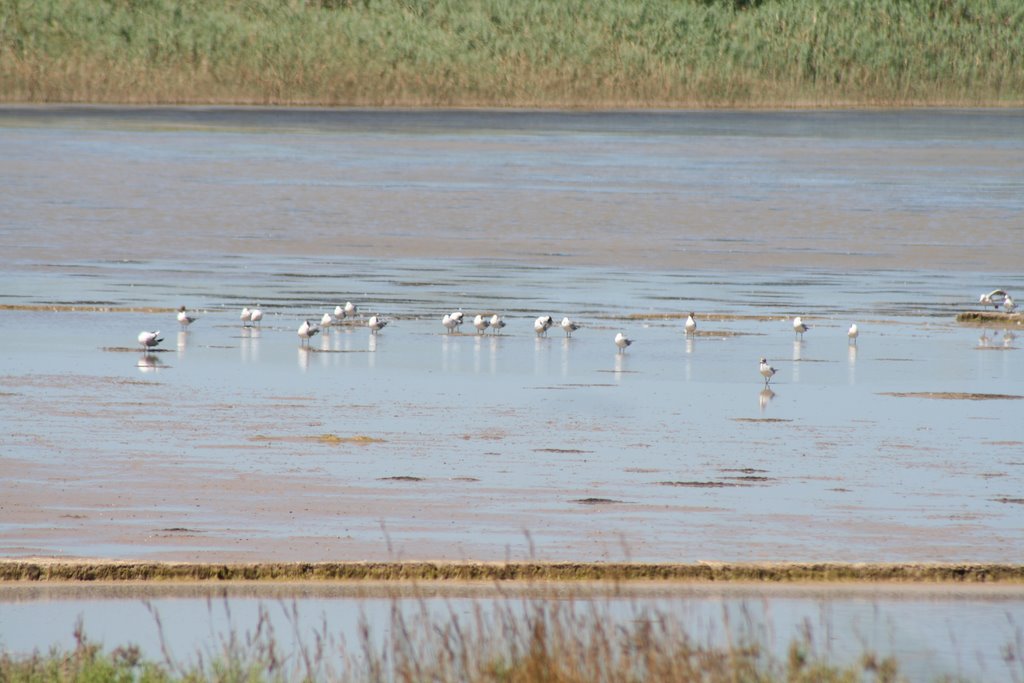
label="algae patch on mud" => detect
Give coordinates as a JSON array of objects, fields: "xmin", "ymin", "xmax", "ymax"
[
  {"xmin": 250, "ymin": 434, "xmax": 386, "ymax": 445},
  {"xmin": 881, "ymin": 392, "xmax": 1024, "ymax": 401}
]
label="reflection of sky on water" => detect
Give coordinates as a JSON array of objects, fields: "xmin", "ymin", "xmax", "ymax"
[
  {"xmin": 1, "ymin": 585, "xmax": 1022, "ymax": 682},
  {"xmin": 0, "ymin": 259, "xmax": 1021, "ymax": 563}
]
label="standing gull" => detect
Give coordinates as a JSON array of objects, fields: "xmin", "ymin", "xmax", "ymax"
[
  {"xmin": 321, "ymin": 312, "xmax": 335, "ymax": 331},
  {"xmin": 685, "ymin": 313, "xmax": 697, "ymax": 338},
  {"xmin": 250, "ymin": 308, "xmax": 263, "ymax": 327},
  {"xmin": 473, "ymin": 314, "xmax": 491, "ymax": 335},
  {"xmin": 490, "ymin": 314, "xmax": 506, "ymax": 335},
  {"xmin": 793, "ymin": 316, "xmax": 809, "ymax": 339},
  {"xmin": 1005, "ymin": 295, "xmax": 1017, "ymax": 313},
  {"xmin": 177, "ymin": 306, "xmax": 196, "ymax": 328},
  {"xmin": 979, "ymin": 290, "xmax": 1008, "ymax": 309},
  {"xmin": 240, "ymin": 307, "xmax": 252, "ymax": 327},
  {"xmin": 848, "ymin": 323, "xmax": 859, "ymax": 345},
  {"xmin": 138, "ymin": 330, "xmax": 163, "ymax": 351},
  {"xmin": 534, "ymin": 315, "xmax": 554, "ymax": 337},
  {"xmin": 560, "ymin": 316, "xmax": 580, "ymax": 338},
  {"xmin": 442, "ymin": 313, "xmax": 461, "ymax": 334},
  {"xmin": 334, "ymin": 305, "xmax": 346, "ymax": 322},
  {"xmin": 614, "ymin": 332, "xmax": 633, "ymax": 353},
  {"xmin": 297, "ymin": 320, "xmax": 319, "ymax": 346},
  {"xmin": 759, "ymin": 357, "xmax": 777, "ymax": 386},
  {"xmin": 368, "ymin": 315, "xmax": 388, "ymax": 334},
  {"xmin": 344, "ymin": 301, "xmax": 358, "ymax": 318}
]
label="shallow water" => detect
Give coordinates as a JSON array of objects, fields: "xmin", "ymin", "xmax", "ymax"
[
  {"xmin": 1, "ymin": 583, "xmax": 1023, "ymax": 682},
  {"xmin": 1, "ymin": 108, "xmax": 1023, "ymax": 562},
  {"xmin": 1, "ymin": 107, "xmax": 1023, "ymax": 674}
]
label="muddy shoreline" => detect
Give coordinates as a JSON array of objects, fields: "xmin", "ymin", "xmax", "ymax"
[{"xmin": 3, "ymin": 560, "xmax": 1023, "ymax": 584}]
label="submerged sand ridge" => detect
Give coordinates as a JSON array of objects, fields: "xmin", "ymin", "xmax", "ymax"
[{"xmin": 3, "ymin": 560, "xmax": 1024, "ymax": 584}]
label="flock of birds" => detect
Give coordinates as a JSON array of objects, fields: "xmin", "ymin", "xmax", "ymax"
[
  {"xmin": 134, "ymin": 287, "xmax": 1017, "ymax": 382},
  {"xmin": 979, "ymin": 289, "xmax": 1017, "ymax": 313},
  {"xmin": 133, "ymin": 302, "xmax": 874, "ymax": 385}
]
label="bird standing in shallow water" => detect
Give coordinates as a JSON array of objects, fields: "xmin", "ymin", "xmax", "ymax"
[
  {"xmin": 473, "ymin": 314, "xmax": 491, "ymax": 335},
  {"xmin": 614, "ymin": 332, "xmax": 633, "ymax": 353},
  {"xmin": 177, "ymin": 306, "xmax": 196, "ymax": 328},
  {"xmin": 685, "ymin": 313, "xmax": 697, "ymax": 338},
  {"xmin": 760, "ymin": 357, "xmax": 776, "ymax": 385},
  {"xmin": 297, "ymin": 320, "xmax": 319, "ymax": 346},
  {"xmin": 138, "ymin": 330, "xmax": 163, "ymax": 351},
  {"xmin": 793, "ymin": 316, "xmax": 809, "ymax": 339},
  {"xmin": 490, "ymin": 314, "xmax": 506, "ymax": 334},
  {"xmin": 368, "ymin": 315, "xmax": 388, "ymax": 334},
  {"xmin": 240, "ymin": 307, "xmax": 252, "ymax": 327},
  {"xmin": 1005, "ymin": 295, "xmax": 1017, "ymax": 313},
  {"xmin": 561, "ymin": 317, "xmax": 580, "ymax": 338},
  {"xmin": 848, "ymin": 323, "xmax": 859, "ymax": 345},
  {"xmin": 250, "ymin": 308, "xmax": 263, "ymax": 327},
  {"xmin": 534, "ymin": 316, "xmax": 554, "ymax": 337}
]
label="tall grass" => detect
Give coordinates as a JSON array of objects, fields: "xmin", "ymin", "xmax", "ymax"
[
  {"xmin": 1, "ymin": 0, "xmax": 1022, "ymax": 107},
  {"xmin": 4, "ymin": 592, "xmax": 994, "ymax": 682}
]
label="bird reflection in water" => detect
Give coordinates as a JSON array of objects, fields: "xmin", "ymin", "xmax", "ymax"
[
  {"xmin": 297, "ymin": 346, "xmax": 311, "ymax": 371},
  {"xmin": 759, "ymin": 387, "xmax": 775, "ymax": 412},
  {"xmin": 241, "ymin": 326, "xmax": 260, "ymax": 364},
  {"xmin": 177, "ymin": 330, "xmax": 188, "ymax": 358},
  {"xmin": 137, "ymin": 354, "xmax": 163, "ymax": 374}
]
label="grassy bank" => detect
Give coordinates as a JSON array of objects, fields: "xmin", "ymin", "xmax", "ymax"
[
  {"xmin": 0, "ymin": 596, "xmax": 948, "ymax": 682},
  {"xmin": 2, "ymin": 0, "xmax": 1022, "ymax": 107},
  {"xmin": 4, "ymin": 560, "xmax": 1024, "ymax": 583}
]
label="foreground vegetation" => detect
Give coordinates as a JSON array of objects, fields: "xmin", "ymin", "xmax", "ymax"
[
  {"xmin": 2, "ymin": 0, "xmax": 1022, "ymax": 107},
  {"xmin": 0, "ymin": 596, "xmax": 974, "ymax": 682}
]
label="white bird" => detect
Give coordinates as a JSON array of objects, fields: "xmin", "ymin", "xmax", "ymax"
[
  {"xmin": 138, "ymin": 330, "xmax": 163, "ymax": 350},
  {"xmin": 442, "ymin": 313, "xmax": 458, "ymax": 333},
  {"xmin": 177, "ymin": 306, "xmax": 196, "ymax": 328},
  {"xmin": 1005, "ymin": 295, "xmax": 1017, "ymax": 313},
  {"xmin": 321, "ymin": 312, "xmax": 335, "ymax": 329},
  {"xmin": 490, "ymin": 314, "xmax": 506, "ymax": 334},
  {"xmin": 297, "ymin": 320, "xmax": 319, "ymax": 345},
  {"xmin": 759, "ymin": 357, "xmax": 776, "ymax": 385},
  {"xmin": 560, "ymin": 316, "xmax": 580, "ymax": 338},
  {"xmin": 614, "ymin": 332, "xmax": 633, "ymax": 353},
  {"xmin": 473, "ymin": 314, "xmax": 491, "ymax": 335},
  {"xmin": 334, "ymin": 305, "xmax": 346, "ymax": 321},
  {"xmin": 534, "ymin": 315, "xmax": 554, "ymax": 337},
  {"xmin": 368, "ymin": 315, "xmax": 388, "ymax": 334},
  {"xmin": 250, "ymin": 308, "xmax": 263, "ymax": 327},
  {"xmin": 685, "ymin": 313, "xmax": 697, "ymax": 338},
  {"xmin": 449, "ymin": 310, "xmax": 465, "ymax": 326},
  {"xmin": 848, "ymin": 323, "xmax": 859, "ymax": 344},
  {"xmin": 793, "ymin": 316, "xmax": 809, "ymax": 339},
  {"xmin": 240, "ymin": 307, "xmax": 252, "ymax": 326},
  {"xmin": 344, "ymin": 301, "xmax": 358, "ymax": 318},
  {"xmin": 979, "ymin": 290, "xmax": 1008, "ymax": 309}
]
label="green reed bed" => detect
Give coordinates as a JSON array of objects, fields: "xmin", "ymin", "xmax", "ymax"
[
  {"xmin": 2, "ymin": 0, "xmax": 1022, "ymax": 107},
  {"xmin": 0, "ymin": 594, "xmax": 963, "ymax": 682}
]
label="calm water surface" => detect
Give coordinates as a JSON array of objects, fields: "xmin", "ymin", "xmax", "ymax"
[{"xmin": 0, "ymin": 107, "xmax": 1022, "ymax": 675}]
